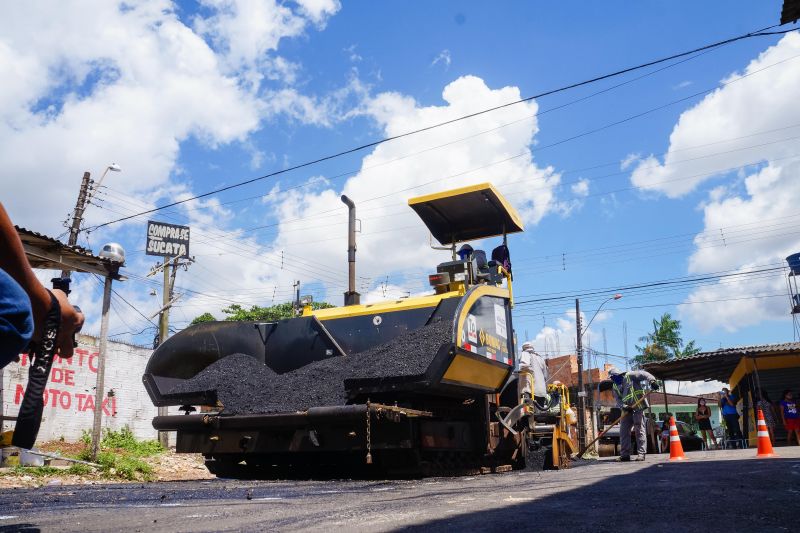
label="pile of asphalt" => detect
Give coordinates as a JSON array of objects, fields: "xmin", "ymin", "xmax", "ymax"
[
  {"xmin": 345, "ymin": 318, "xmax": 452, "ymax": 381},
  {"xmin": 167, "ymin": 319, "xmax": 453, "ymax": 414}
]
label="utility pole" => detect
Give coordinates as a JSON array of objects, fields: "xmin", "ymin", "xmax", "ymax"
[
  {"xmin": 575, "ymin": 298, "xmax": 585, "ymax": 449},
  {"xmin": 91, "ymin": 274, "xmax": 113, "ymax": 460},
  {"xmin": 61, "ymin": 172, "xmax": 92, "ymax": 277},
  {"xmin": 623, "ymin": 321, "xmax": 629, "ymax": 371},
  {"xmin": 147, "ymin": 254, "xmax": 192, "ymax": 447},
  {"xmin": 158, "ymin": 258, "xmax": 171, "ymax": 447}
]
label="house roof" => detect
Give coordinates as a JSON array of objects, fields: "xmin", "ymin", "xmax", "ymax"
[
  {"xmin": 642, "ymin": 343, "xmax": 800, "ymax": 382},
  {"xmin": 649, "ymin": 392, "xmax": 719, "ymax": 406},
  {"xmin": 17, "ymin": 226, "xmax": 123, "ymax": 278}
]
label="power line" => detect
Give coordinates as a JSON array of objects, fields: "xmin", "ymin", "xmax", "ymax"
[
  {"xmin": 87, "ymin": 25, "xmax": 794, "ymax": 231},
  {"xmin": 515, "ymin": 265, "xmax": 786, "ymax": 306},
  {"xmin": 92, "ymin": 274, "xmax": 158, "ymax": 327}
]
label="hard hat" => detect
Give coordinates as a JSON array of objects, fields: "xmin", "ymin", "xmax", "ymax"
[
  {"xmin": 521, "ymin": 341, "xmax": 534, "ymax": 352},
  {"xmin": 607, "ymin": 366, "xmax": 623, "ymax": 377}
]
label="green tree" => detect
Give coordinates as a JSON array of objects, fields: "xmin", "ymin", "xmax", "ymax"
[
  {"xmin": 190, "ymin": 312, "xmax": 217, "ymax": 325},
  {"xmin": 633, "ymin": 312, "xmax": 700, "ymax": 367},
  {"xmin": 190, "ymin": 301, "xmax": 335, "ymax": 324}
]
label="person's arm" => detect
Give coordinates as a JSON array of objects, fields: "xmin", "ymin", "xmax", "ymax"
[
  {"xmin": 725, "ymin": 394, "xmax": 736, "ymax": 409},
  {"xmin": 0, "ymin": 203, "xmax": 83, "ymax": 357},
  {"xmin": 629, "ymin": 370, "xmax": 659, "ymax": 389}
]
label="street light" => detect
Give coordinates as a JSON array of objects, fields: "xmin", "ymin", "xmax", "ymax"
[
  {"xmin": 87, "ymin": 163, "xmax": 122, "ymax": 204},
  {"xmin": 61, "ymin": 164, "xmax": 122, "ymax": 277},
  {"xmin": 581, "ymin": 293, "xmax": 622, "ymax": 337},
  {"xmin": 575, "ymin": 293, "xmax": 622, "ymax": 450}
]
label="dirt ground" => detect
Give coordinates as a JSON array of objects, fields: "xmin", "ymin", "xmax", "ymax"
[{"xmin": 0, "ymin": 446, "xmax": 213, "ymax": 489}]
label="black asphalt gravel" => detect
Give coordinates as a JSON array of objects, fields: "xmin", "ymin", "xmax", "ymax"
[{"xmin": 168, "ymin": 319, "xmax": 452, "ymax": 414}]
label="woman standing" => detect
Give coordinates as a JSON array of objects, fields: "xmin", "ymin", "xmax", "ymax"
[
  {"xmin": 695, "ymin": 398, "xmax": 717, "ymax": 450},
  {"xmin": 756, "ymin": 389, "xmax": 777, "ymax": 444}
]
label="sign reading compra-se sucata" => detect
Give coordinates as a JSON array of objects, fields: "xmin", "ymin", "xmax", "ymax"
[{"xmin": 146, "ymin": 220, "xmax": 190, "ymax": 258}]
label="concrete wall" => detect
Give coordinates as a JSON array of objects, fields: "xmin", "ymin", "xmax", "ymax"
[{"xmin": 1, "ymin": 334, "xmax": 168, "ymax": 444}]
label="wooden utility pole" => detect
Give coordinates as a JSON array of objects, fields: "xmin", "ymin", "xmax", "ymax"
[
  {"xmin": 91, "ymin": 274, "xmax": 113, "ymax": 460},
  {"xmin": 61, "ymin": 172, "xmax": 91, "ymax": 277},
  {"xmin": 147, "ymin": 254, "xmax": 192, "ymax": 447},
  {"xmin": 575, "ymin": 298, "xmax": 585, "ymax": 448},
  {"xmin": 157, "ymin": 258, "xmax": 172, "ymax": 447}
]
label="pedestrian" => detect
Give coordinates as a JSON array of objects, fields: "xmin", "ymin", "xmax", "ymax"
[
  {"xmin": 695, "ymin": 398, "xmax": 718, "ymax": 450},
  {"xmin": 606, "ymin": 367, "xmax": 659, "ymax": 462},
  {"xmin": 660, "ymin": 415, "xmax": 671, "ymax": 453},
  {"xmin": 0, "ymin": 202, "xmax": 84, "ymax": 368},
  {"xmin": 756, "ymin": 389, "xmax": 777, "ymax": 444},
  {"xmin": 719, "ymin": 387, "xmax": 743, "ymax": 447},
  {"xmin": 780, "ymin": 390, "xmax": 800, "ymax": 445}
]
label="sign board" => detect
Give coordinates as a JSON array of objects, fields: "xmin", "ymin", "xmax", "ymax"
[{"xmin": 146, "ymin": 220, "xmax": 190, "ymax": 258}]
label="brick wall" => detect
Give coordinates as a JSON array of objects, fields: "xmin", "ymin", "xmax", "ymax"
[{"xmin": 1, "ymin": 334, "xmax": 173, "ymax": 443}]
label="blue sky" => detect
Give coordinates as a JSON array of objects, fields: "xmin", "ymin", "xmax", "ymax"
[{"xmin": 3, "ymin": 1, "xmax": 799, "ymax": 381}]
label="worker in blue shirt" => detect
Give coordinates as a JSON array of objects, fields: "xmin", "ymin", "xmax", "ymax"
[{"xmin": 720, "ymin": 388, "xmax": 743, "ymax": 445}]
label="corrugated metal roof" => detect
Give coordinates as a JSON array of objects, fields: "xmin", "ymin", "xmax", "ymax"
[
  {"xmin": 694, "ymin": 342, "xmax": 800, "ymax": 356},
  {"xmin": 16, "ymin": 225, "xmax": 122, "ymax": 277},
  {"xmin": 642, "ymin": 342, "xmax": 800, "ymax": 383}
]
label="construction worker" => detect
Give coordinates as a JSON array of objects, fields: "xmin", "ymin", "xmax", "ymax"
[
  {"xmin": 518, "ymin": 342, "xmax": 548, "ymax": 405},
  {"xmin": 606, "ymin": 366, "xmax": 659, "ymax": 462}
]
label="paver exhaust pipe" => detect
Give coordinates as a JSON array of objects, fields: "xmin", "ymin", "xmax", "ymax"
[{"xmin": 341, "ymin": 194, "xmax": 360, "ymax": 306}]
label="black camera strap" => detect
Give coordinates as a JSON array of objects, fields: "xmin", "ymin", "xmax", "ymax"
[{"xmin": 12, "ymin": 290, "xmax": 61, "ymax": 449}]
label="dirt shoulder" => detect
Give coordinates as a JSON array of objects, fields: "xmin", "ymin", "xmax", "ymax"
[{"xmin": 0, "ymin": 442, "xmax": 213, "ymax": 489}]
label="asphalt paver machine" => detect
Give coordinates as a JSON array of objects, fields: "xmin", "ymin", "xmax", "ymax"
[{"xmin": 143, "ymin": 183, "xmax": 573, "ymax": 477}]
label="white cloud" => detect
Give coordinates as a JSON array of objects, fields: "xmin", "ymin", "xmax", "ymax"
[
  {"xmin": 295, "ymin": 0, "xmax": 341, "ymax": 26},
  {"xmin": 431, "ymin": 49, "xmax": 452, "ymax": 69},
  {"xmin": 678, "ymin": 161, "xmax": 800, "ymax": 331},
  {"xmin": 0, "ymin": 0, "xmax": 341, "ymax": 237},
  {"xmin": 628, "ymin": 34, "xmax": 800, "ymax": 331},
  {"xmin": 570, "ymin": 178, "xmax": 589, "ymax": 197},
  {"xmin": 672, "ymin": 80, "xmax": 692, "ymax": 90},
  {"xmin": 194, "ymin": 0, "xmax": 338, "ymax": 71},
  {"xmin": 629, "ymin": 33, "xmax": 800, "ymax": 198},
  {"xmin": 525, "ymin": 309, "xmax": 610, "ymax": 359},
  {"xmin": 343, "ymin": 44, "xmax": 362, "ymax": 63},
  {"xmin": 260, "ymin": 75, "xmax": 565, "ymax": 299},
  {"xmin": 620, "ymin": 153, "xmax": 640, "ymax": 171},
  {"xmin": 0, "ymin": 1, "xmax": 347, "ymax": 340}
]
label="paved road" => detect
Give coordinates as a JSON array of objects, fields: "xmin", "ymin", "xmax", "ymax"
[{"xmin": 1, "ymin": 448, "xmax": 798, "ymax": 532}]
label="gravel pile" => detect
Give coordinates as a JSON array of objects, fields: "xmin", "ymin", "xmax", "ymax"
[{"xmin": 167, "ymin": 319, "xmax": 453, "ymax": 414}]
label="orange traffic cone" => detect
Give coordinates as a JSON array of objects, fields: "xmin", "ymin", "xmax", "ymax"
[
  {"xmin": 756, "ymin": 409, "xmax": 777, "ymax": 458},
  {"xmin": 668, "ymin": 416, "xmax": 687, "ymax": 461}
]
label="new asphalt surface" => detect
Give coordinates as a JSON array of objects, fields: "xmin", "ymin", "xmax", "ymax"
[{"xmin": 1, "ymin": 448, "xmax": 798, "ymax": 532}]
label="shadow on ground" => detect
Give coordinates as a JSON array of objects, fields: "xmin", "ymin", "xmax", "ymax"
[{"xmin": 398, "ymin": 458, "xmax": 799, "ymax": 533}]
